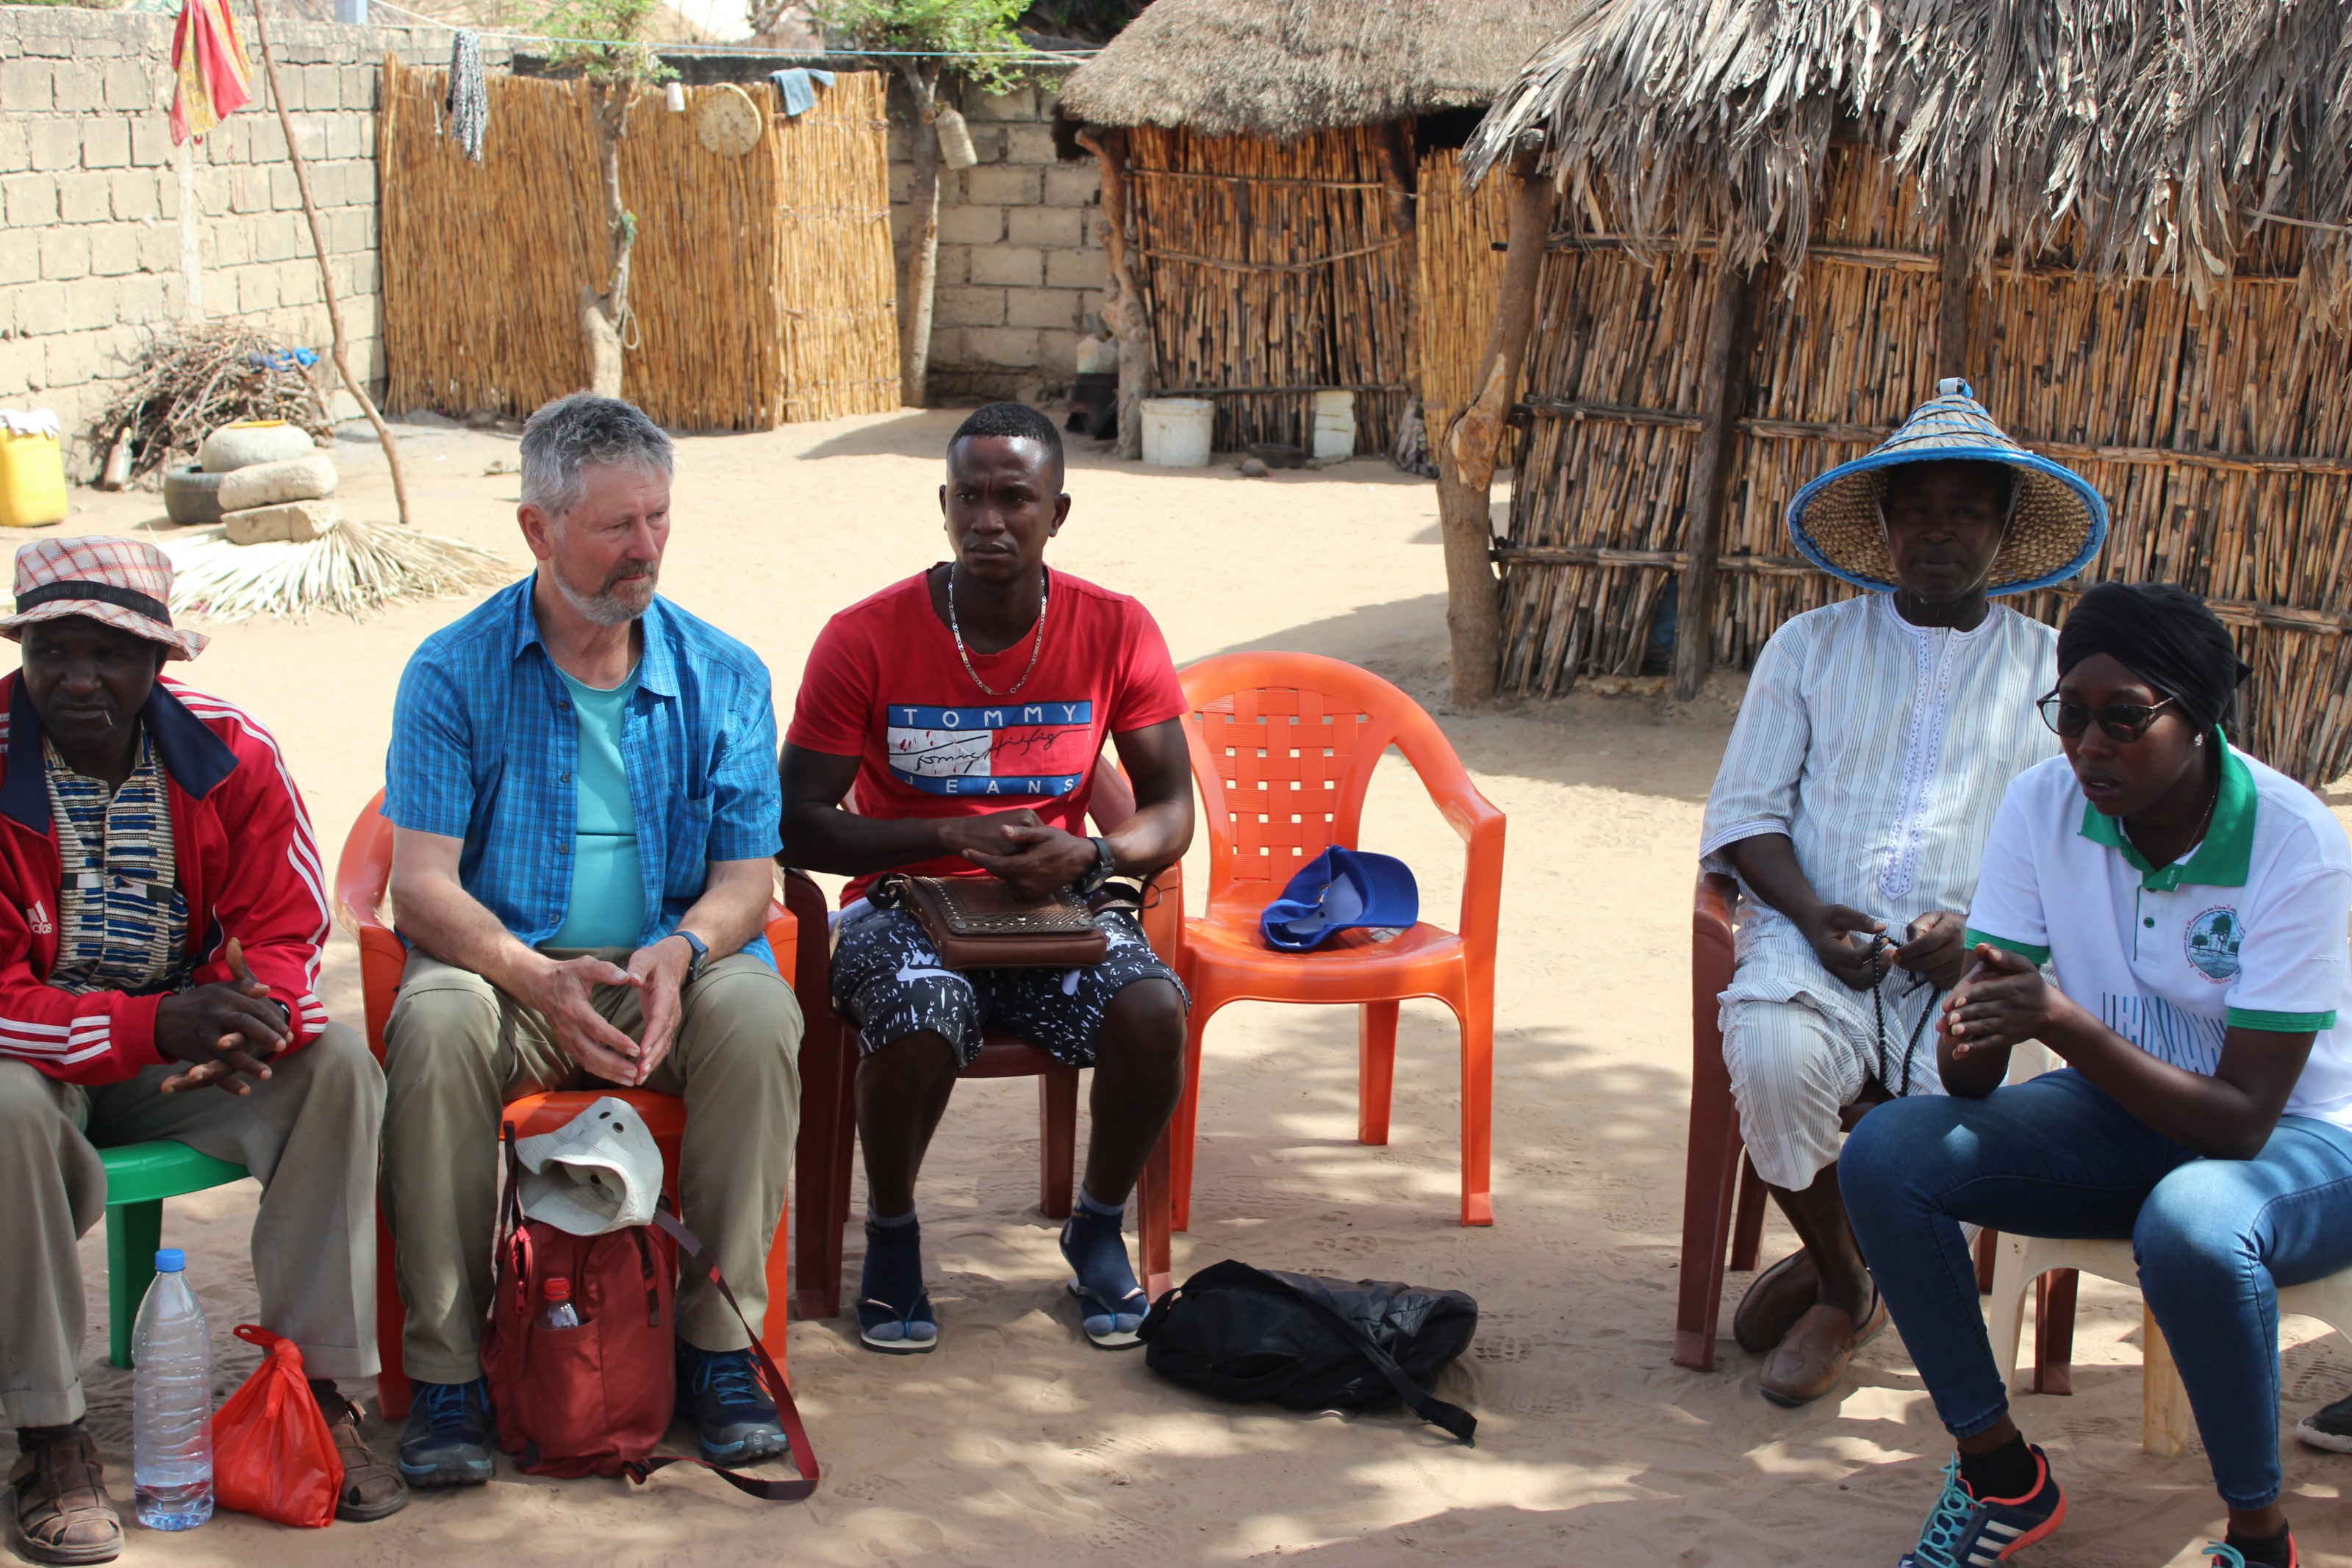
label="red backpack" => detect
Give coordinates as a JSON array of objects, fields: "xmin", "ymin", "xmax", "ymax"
[{"xmin": 482, "ymin": 1123, "xmax": 817, "ymax": 1499}]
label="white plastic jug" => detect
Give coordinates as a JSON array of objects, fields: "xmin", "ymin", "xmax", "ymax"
[
  {"xmin": 1141, "ymin": 398, "xmax": 1214, "ymax": 467},
  {"xmin": 1311, "ymin": 389, "xmax": 1357, "ymax": 461}
]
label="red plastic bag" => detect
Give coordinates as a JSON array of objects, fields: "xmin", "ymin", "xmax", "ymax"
[{"xmin": 212, "ymin": 1325, "xmax": 343, "ymax": 1528}]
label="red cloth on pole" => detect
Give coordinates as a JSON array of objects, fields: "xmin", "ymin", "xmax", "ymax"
[{"xmin": 169, "ymin": 0, "xmax": 254, "ymax": 145}]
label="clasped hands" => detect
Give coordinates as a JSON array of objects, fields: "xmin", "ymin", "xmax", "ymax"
[
  {"xmin": 942, "ymin": 808, "xmax": 1100, "ymax": 900},
  {"xmin": 1799, "ymin": 905, "xmax": 1969, "ymax": 991},
  {"xmin": 521, "ymin": 934, "xmax": 699, "ymax": 1088}
]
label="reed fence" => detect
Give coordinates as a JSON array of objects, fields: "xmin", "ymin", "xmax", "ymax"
[
  {"xmin": 379, "ymin": 60, "xmax": 896, "ymax": 430},
  {"xmin": 1493, "ymin": 146, "xmax": 2352, "ymax": 785},
  {"xmin": 1415, "ymin": 147, "xmax": 1509, "ymax": 449},
  {"xmin": 1128, "ymin": 124, "xmax": 1412, "ymax": 455}
]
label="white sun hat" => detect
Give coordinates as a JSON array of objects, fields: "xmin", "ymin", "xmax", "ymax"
[
  {"xmin": 514, "ymin": 1096, "xmax": 664, "ymax": 1237},
  {"xmin": 1783, "ymin": 378, "xmax": 2109, "ymax": 596}
]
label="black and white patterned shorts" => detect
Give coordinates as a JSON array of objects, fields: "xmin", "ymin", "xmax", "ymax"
[{"xmin": 831, "ymin": 905, "xmax": 1187, "ymax": 1068}]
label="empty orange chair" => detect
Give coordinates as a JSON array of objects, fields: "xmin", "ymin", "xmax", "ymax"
[
  {"xmin": 1172, "ymin": 653, "xmax": 1505, "ymax": 1228},
  {"xmin": 333, "ymin": 791, "xmax": 797, "ymax": 1418}
]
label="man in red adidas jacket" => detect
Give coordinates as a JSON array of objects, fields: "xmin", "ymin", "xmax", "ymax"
[{"xmin": 0, "ymin": 539, "xmax": 405, "ymax": 1564}]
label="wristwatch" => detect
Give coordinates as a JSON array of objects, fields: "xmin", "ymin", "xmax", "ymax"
[
  {"xmin": 1074, "ymin": 835, "xmax": 1116, "ymax": 896},
  {"xmin": 674, "ymin": 929, "xmax": 710, "ymax": 982}
]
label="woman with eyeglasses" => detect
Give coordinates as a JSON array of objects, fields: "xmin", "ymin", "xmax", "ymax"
[{"xmin": 1841, "ymin": 581, "xmax": 2352, "ymax": 1568}]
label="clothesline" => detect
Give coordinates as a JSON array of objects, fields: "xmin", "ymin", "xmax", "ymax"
[{"xmin": 362, "ymin": 0, "xmax": 1098, "ymax": 60}]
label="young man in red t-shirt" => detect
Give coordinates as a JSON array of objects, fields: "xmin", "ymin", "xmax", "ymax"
[{"xmin": 781, "ymin": 403, "xmax": 1194, "ymax": 1354}]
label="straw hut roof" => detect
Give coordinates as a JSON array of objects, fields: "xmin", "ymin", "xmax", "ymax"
[
  {"xmin": 1058, "ymin": 0, "xmax": 1574, "ymax": 140},
  {"xmin": 1463, "ymin": 0, "xmax": 2352, "ymax": 307}
]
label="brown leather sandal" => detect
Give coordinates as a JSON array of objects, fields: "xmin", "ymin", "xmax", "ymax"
[
  {"xmin": 8, "ymin": 1428, "xmax": 122, "ymax": 1565},
  {"xmin": 316, "ymin": 1390, "xmax": 411, "ymax": 1522}
]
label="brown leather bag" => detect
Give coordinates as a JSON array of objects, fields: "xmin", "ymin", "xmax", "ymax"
[{"xmin": 880, "ymin": 873, "xmax": 1108, "ymax": 969}]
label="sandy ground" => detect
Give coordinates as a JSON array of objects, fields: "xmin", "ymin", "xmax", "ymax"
[{"xmin": 4, "ymin": 408, "xmax": 2349, "ymax": 1567}]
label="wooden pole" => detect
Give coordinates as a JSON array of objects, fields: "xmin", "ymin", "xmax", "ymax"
[
  {"xmin": 1435, "ymin": 140, "xmax": 1555, "ymax": 705},
  {"xmin": 1671, "ymin": 262, "xmax": 1754, "ymax": 700},
  {"xmin": 248, "ymin": 0, "xmax": 412, "ymax": 526},
  {"xmin": 1936, "ymin": 204, "xmax": 1977, "ymax": 384},
  {"xmin": 1380, "ymin": 121, "xmax": 1421, "ymax": 431},
  {"xmin": 1077, "ymin": 126, "xmax": 1150, "ymax": 459},
  {"xmin": 894, "ymin": 60, "xmax": 943, "ymax": 408}
]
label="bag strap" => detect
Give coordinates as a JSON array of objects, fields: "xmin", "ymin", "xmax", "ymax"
[
  {"xmin": 623, "ymin": 1206, "xmax": 819, "ymax": 1502},
  {"xmin": 1244, "ymin": 1267, "xmax": 1477, "ymax": 1445}
]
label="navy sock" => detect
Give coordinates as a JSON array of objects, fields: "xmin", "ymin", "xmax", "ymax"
[
  {"xmin": 859, "ymin": 1212, "xmax": 925, "ymax": 1309},
  {"xmin": 2225, "ymin": 1525, "xmax": 2293, "ymax": 1568},
  {"xmin": 1958, "ymin": 1435, "xmax": 2037, "ymax": 1502},
  {"xmin": 1061, "ymin": 1190, "xmax": 1139, "ymax": 1306}
]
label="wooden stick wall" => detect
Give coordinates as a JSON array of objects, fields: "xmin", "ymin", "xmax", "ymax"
[
  {"xmin": 1415, "ymin": 147, "xmax": 1510, "ymax": 449},
  {"xmin": 1127, "ymin": 125, "xmax": 1411, "ymax": 454},
  {"xmin": 1491, "ymin": 147, "xmax": 2352, "ymax": 785},
  {"xmin": 379, "ymin": 60, "xmax": 896, "ymax": 429}
]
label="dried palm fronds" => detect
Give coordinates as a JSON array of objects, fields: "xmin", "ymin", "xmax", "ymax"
[
  {"xmin": 157, "ymin": 519, "xmax": 511, "ymax": 622},
  {"xmin": 1463, "ymin": 0, "xmax": 2352, "ymax": 321},
  {"xmin": 91, "ymin": 323, "xmax": 331, "ymax": 485}
]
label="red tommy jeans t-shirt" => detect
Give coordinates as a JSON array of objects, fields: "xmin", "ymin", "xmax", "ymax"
[{"xmin": 786, "ymin": 567, "xmax": 1189, "ymax": 902}]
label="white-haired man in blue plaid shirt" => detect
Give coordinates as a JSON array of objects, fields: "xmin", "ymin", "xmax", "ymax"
[{"xmin": 379, "ymin": 394, "xmax": 801, "ymax": 1487}]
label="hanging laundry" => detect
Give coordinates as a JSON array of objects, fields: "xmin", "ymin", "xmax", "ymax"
[
  {"xmin": 769, "ymin": 67, "xmax": 834, "ymax": 118},
  {"xmin": 445, "ymin": 29, "xmax": 487, "ymax": 160},
  {"xmin": 168, "ymin": 0, "xmax": 253, "ymax": 146}
]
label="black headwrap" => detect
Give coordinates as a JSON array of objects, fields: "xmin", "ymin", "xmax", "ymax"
[{"xmin": 2056, "ymin": 582, "xmax": 2251, "ymax": 731}]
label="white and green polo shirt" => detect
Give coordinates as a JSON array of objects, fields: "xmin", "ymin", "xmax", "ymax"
[{"xmin": 1965, "ymin": 740, "xmax": 2352, "ymax": 1129}]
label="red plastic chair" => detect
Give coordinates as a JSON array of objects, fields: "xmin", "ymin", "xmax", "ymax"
[
  {"xmin": 1677, "ymin": 870, "xmax": 2059, "ymax": 1375},
  {"xmin": 1170, "ymin": 653, "xmax": 1506, "ymax": 1229},
  {"xmin": 334, "ymin": 790, "xmax": 797, "ymax": 1420},
  {"xmin": 787, "ymin": 756, "xmax": 1178, "ymax": 1321}
]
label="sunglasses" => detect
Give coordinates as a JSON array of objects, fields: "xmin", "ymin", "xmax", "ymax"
[{"xmin": 2037, "ymin": 691, "xmax": 2179, "ymax": 742}]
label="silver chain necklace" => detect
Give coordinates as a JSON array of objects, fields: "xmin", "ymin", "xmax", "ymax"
[{"xmin": 946, "ymin": 562, "xmax": 1049, "ymax": 697}]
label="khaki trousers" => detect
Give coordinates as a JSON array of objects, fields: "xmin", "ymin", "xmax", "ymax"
[
  {"xmin": 381, "ymin": 949, "xmax": 803, "ymax": 1384},
  {"xmin": 0, "ymin": 1024, "xmax": 384, "ymax": 1429}
]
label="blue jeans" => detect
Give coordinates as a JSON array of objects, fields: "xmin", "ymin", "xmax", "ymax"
[{"xmin": 1840, "ymin": 1068, "xmax": 2352, "ymax": 1508}]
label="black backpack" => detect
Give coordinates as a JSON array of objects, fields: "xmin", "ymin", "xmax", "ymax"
[{"xmin": 1136, "ymin": 1260, "xmax": 1479, "ymax": 1444}]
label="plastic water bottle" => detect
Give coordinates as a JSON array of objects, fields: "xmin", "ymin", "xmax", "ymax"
[
  {"xmin": 541, "ymin": 1277, "xmax": 581, "ymax": 1330},
  {"xmin": 131, "ymin": 1249, "xmax": 212, "ymax": 1531}
]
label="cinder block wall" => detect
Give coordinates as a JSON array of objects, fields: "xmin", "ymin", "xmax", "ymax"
[
  {"xmin": 889, "ymin": 78, "xmax": 1105, "ymax": 405},
  {"xmin": 0, "ymin": 7, "xmax": 503, "ymax": 467}
]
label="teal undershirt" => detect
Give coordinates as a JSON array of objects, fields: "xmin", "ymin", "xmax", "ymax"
[{"xmin": 549, "ymin": 663, "xmax": 646, "ymax": 949}]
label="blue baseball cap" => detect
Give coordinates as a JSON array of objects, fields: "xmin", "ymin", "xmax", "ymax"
[{"xmin": 1260, "ymin": 846, "xmax": 1419, "ymax": 952}]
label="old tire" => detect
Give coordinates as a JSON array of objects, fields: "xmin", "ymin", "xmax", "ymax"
[{"xmin": 162, "ymin": 465, "xmax": 227, "ymax": 526}]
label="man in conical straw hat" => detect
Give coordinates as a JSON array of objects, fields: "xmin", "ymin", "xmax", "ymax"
[{"xmin": 1698, "ymin": 378, "xmax": 2107, "ymax": 1406}]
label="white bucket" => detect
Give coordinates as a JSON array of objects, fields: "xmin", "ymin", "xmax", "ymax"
[
  {"xmin": 1141, "ymin": 398, "xmax": 1214, "ymax": 467},
  {"xmin": 1311, "ymin": 389, "xmax": 1357, "ymax": 461}
]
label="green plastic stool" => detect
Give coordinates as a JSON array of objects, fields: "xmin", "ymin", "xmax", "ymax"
[{"xmin": 99, "ymin": 1141, "xmax": 248, "ymax": 1369}]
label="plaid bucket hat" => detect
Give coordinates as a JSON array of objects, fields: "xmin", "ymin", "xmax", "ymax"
[
  {"xmin": 0, "ymin": 536, "xmax": 206, "ymax": 659},
  {"xmin": 1784, "ymin": 378, "xmax": 2109, "ymax": 596}
]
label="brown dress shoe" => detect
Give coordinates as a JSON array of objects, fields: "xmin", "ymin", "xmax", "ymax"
[
  {"xmin": 9, "ymin": 1429, "xmax": 122, "ymax": 1565},
  {"xmin": 1759, "ymin": 1290, "xmax": 1887, "ymax": 1408},
  {"xmin": 316, "ymin": 1391, "xmax": 411, "ymax": 1522},
  {"xmin": 1733, "ymin": 1248, "xmax": 1821, "ymax": 1353}
]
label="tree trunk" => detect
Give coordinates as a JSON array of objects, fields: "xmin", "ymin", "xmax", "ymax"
[
  {"xmin": 1671, "ymin": 262, "xmax": 1754, "ymax": 700},
  {"xmin": 248, "ymin": 0, "xmax": 412, "ymax": 525},
  {"xmin": 896, "ymin": 60, "xmax": 942, "ymax": 409},
  {"xmin": 1077, "ymin": 126, "xmax": 1150, "ymax": 458},
  {"xmin": 583, "ymin": 80, "xmax": 635, "ymax": 398},
  {"xmin": 1434, "ymin": 145, "xmax": 1556, "ymax": 705},
  {"xmin": 1935, "ymin": 204, "xmax": 1979, "ymax": 384}
]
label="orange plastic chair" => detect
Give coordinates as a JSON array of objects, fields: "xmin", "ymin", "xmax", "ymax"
[
  {"xmin": 787, "ymin": 757, "xmax": 1177, "ymax": 1320},
  {"xmin": 334, "ymin": 790, "xmax": 797, "ymax": 1420},
  {"xmin": 1172, "ymin": 653, "xmax": 1506, "ymax": 1229}
]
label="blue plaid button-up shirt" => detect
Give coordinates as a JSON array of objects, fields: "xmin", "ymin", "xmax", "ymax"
[{"xmin": 385, "ymin": 578, "xmax": 783, "ymax": 967}]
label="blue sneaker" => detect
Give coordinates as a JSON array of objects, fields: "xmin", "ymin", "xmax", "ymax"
[
  {"xmin": 1898, "ymin": 1446, "xmax": 2066, "ymax": 1567},
  {"xmin": 676, "ymin": 1346, "xmax": 789, "ymax": 1466},
  {"xmin": 397, "ymin": 1379, "xmax": 495, "ymax": 1487}
]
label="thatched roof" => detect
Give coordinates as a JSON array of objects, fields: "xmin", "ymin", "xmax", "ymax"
[
  {"xmin": 1058, "ymin": 0, "xmax": 1575, "ymax": 140},
  {"xmin": 1463, "ymin": 0, "xmax": 2352, "ymax": 305}
]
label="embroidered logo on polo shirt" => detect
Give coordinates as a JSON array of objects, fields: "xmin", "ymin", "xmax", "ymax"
[{"xmin": 2185, "ymin": 907, "xmax": 2242, "ymax": 982}]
